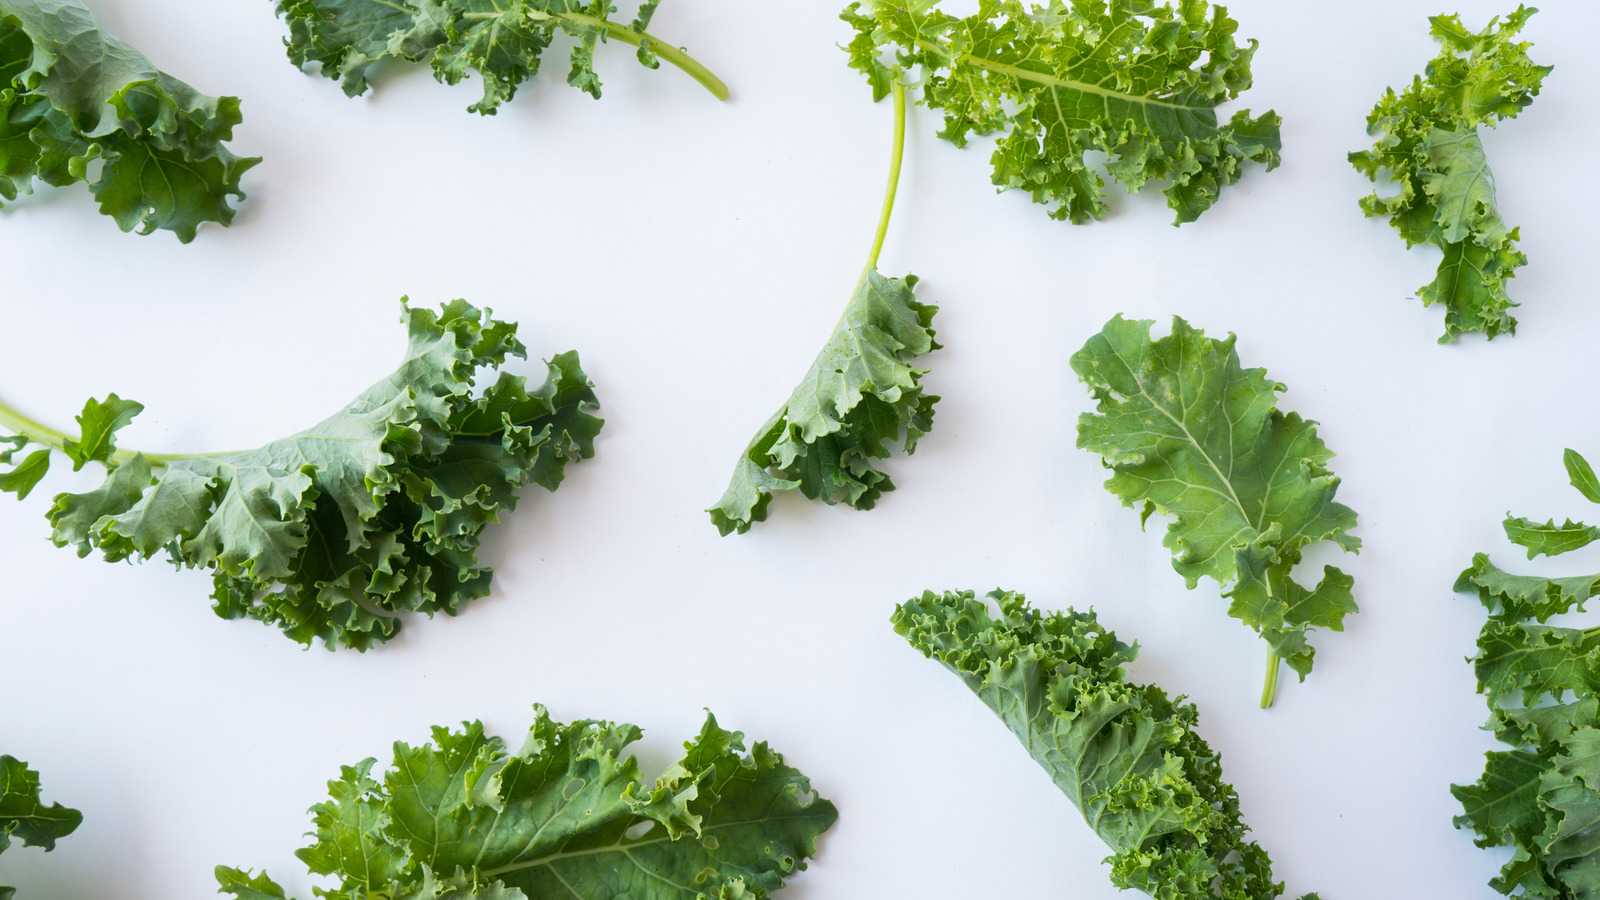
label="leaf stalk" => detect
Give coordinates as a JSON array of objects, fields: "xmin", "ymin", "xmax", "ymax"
[
  {"xmin": 864, "ymin": 72, "xmax": 907, "ymax": 275},
  {"xmin": 0, "ymin": 395, "xmax": 219, "ymax": 468},
  {"xmin": 540, "ymin": 11, "xmax": 729, "ymax": 101},
  {"xmin": 0, "ymin": 398, "xmax": 72, "ymax": 454},
  {"xmin": 1260, "ymin": 653, "xmax": 1281, "ymax": 709}
]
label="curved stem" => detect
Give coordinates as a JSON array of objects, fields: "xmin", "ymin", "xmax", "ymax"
[
  {"xmin": 0, "ymin": 396, "xmax": 227, "ymax": 468},
  {"xmin": 0, "ymin": 398, "xmax": 72, "ymax": 453},
  {"xmin": 1260, "ymin": 652, "xmax": 1281, "ymax": 709},
  {"xmin": 550, "ymin": 12, "xmax": 728, "ymax": 101},
  {"xmin": 864, "ymin": 73, "xmax": 907, "ymax": 275}
]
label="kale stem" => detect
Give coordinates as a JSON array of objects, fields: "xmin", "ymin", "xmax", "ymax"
[
  {"xmin": 0, "ymin": 395, "xmax": 225, "ymax": 468},
  {"xmin": 548, "ymin": 11, "xmax": 728, "ymax": 101},
  {"xmin": 864, "ymin": 72, "xmax": 907, "ymax": 275},
  {"xmin": 0, "ymin": 397, "xmax": 72, "ymax": 454},
  {"xmin": 1260, "ymin": 652, "xmax": 1281, "ymax": 709}
]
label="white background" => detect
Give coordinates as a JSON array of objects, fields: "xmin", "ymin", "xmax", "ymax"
[{"xmin": 1, "ymin": 0, "xmax": 1595, "ymax": 897}]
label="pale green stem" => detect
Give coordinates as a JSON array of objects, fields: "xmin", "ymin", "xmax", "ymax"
[
  {"xmin": 0, "ymin": 399, "xmax": 69, "ymax": 451},
  {"xmin": 744, "ymin": 72, "xmax": 909, "ymax": 457},
  {"xmin": 864, "ymin": 74, "xmax": 907, "ymax": 274},
  {"xmin": 528, "ymin": 10, "xmax": 729, "ymax": 101},
  {"xmin": 0, "ymin": 396, "xmax": 219, "ymax": 467},
  {"xmin": 1260, "ymin": 652, "xmax": 1281, "ymax": 709}
]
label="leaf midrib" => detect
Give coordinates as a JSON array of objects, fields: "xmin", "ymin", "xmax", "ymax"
[
  {"xmin": 913, "ymin": 38, "xmax": 1199, "ymax": 113},
  {"xmin": 479, "ymin": 809, "xmax": 831, "ymax": 880},
  {"xmin": 1104, "ymin": 340, "xmax": 1254, "ymax": 530}
]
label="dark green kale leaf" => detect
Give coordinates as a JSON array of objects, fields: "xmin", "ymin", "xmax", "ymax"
[
  {"xmin": 274, "ymin": 0, "xmax": 727, "ymax": 114},
  {"xmin": 894, "ymin": 589, "xmax": 1318, "ymax": 900},
  {"xmin": 217, "ymin": 705, "xmax": 835, "ymax": 900},
  {"xmin": 843, "ymin": 0, "xmax": 1282, "ymax": 225},
  {"xmin": 0, "ymin": 300, "xmax": 602, "ymax": 650},
  {"xmin": 0, "ymin": 755, "xmax": 81, "ymax": 900},
  {"xmin": 1349, "ymin": 6, "xmax": 1549, "ymax": 342},
  {"xmin": 1454, "ymin": 447, "xmax": 1600, "ymax": 898},
  {"xmin": 0, "ymin": 0, "xmax": 258, "ymax": 241}
]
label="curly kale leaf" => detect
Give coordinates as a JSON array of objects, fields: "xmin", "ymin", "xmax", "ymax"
[
  {"xmin": 1453, "ymin": 447, "xmax": 1600, "ymax": 898},
  {"xmin": 0, "ymin": 756, "xmax": 81, "ymax": 900},
  {"xmin": 1072, "ymin": 315, "xmax": 1359, "ymax": 697},
  {"xmin": 894, "ymin": 589, "xmax": 1317, "ymax": 900},
  {"xmin": 1349, "ymin": 6, "xmax": 1549, "ymax": 342},
  {"xmin": 274, "ymin": 0, "xmax": 727, "ymax": 115},
  {"xmin": 843, "ymin": 0, "xmax": 1281, "ymax": 225},
  {"xmin": 0, "ymin": 300, "xmax": 602, "ymax": 650},
  {"xmin": 0, "ymin": 0, "xmax": 258, "ymax": 241},
  {"xmin": 708, "ymin": 269, "xmax": 939, "ymax": 535},
  {"xmin": 217, "ymin": 705, "xmax": 835, "ymax": 900}
]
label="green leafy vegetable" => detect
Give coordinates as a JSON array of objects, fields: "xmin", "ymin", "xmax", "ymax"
[
  {"xmin": 1453, "ymin": 447, "xmax": 1600, "ymax": 898},
  {"xmin": 0, "ymin": 300, "xmax": 601, "ymax": 650},
  {"xmin": 1567, "ymin": 449, "xmax": 1600, "ymax": 503},
  {"xmin": 0, "ymin": 756, "xmax": 81, "ymax": 900},
  {"xmin": 217, "ymin": 704, "xmax": 835, "ymax": 900},
  {"xmin": 1504, "ymin": 517, "xmax": 1600, "ymax": 560},
  {"xmin": 842, "ymin": 0, "xmax": 1281, "ymax": 225},
  {"xmin": 274, "ymin": 0, "xmax": 728, "ymax": 114},
  {"xmin": 1349, "ymin": 6, "xmax": 1549, "ymax": 343},
  {"xmin": 1072, "ymin": 315, "xmax": 1360, "ymax": 707},
  {"xmin": 894, "ymin": 589, "xmax": 1318, "ymax": 900},
  {"xmin": 709, "ymin": 74, "xmax": 938, "ymax": 535},
  {"xmin": 0, "ymin": 0, "xmax": 259, "ymax": 241}
]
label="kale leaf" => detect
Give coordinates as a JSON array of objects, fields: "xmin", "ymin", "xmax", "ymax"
[
  {"xmin": 1454, "ymin": 448, "xmax": 1600, "ymax": 898},
  {"xmin": 843, "ymin": 0, "xmax": 1282, "ymax": 225},
  {"xmin": 1349, "ymin": 6, "xmax": 1549, "ymax": 342},
  {"xmin": 218, "ymin": 705, "xmax": 835, "ymax": 900},
  {"xmin": 274, "ymin": 0, "xmax": 727, "ymax": 114},
  {"xmin": 709, "ymin": 75, "xmax": 939, "ymax": 535},
  {"xmin": 0, "ymin": 300, "xmax": 601, "ymax": 650},
  {"xmin": 0, "ymin": 755, "xmax": 81, "ymax": 900},
  {"xmin": 708, "ymin": 269, "xmax": 938, "ymax": 535},
  {"xmin": 0, "ymin": 0, "xmax": 259, "ymax": 241},
  {"xmin": 1072, "ymin": 315, "xmax": 1359, "ymax": 706},
  {"xmin": 894, "ymin": 589, "xmax": 1318, "ymax": 900}
]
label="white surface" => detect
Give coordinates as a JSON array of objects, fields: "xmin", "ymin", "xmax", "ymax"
[{"xmin": 0, "ymin": 1, "xmax": 1594, "ymax": 897}]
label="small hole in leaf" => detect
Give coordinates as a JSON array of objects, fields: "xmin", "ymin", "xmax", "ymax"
[
  {"xmin": 624, "ymin": 820, "xmax": 655, "ymax": 840},
  {"xmin": 562, "ymin": 777, "xmax": 586, "ymax": 800}
]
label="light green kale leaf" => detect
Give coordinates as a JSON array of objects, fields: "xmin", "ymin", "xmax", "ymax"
[
  {"xmin": 1454, "ymin": 447, "xmax": 1600, "ymax": 898},
  {"xmin": 0, "ymin": 755, "xmax": 81, "ymax": 900},
  {"xmin": 1348, "ymin": 6, "xmax": 1549, "ymax": 343},
  {"xmin": 894, "ymin": 589, "xmax": 1317, "ymax": 900},
  {"xmin": 708, "ymin": 270, "xmax": 938, "ymax": 535},
  {"xmin": 274, "ymin": 0, "xmax": 727, "ymax": 114},
  {"xmin": 1072, "ymin": 315, "xmax": 1359, "ymax": 703},
  {"xmin": 0, "ymin": 0, "xmax": 258, "ymax": 241},
  {"xmin": 1505, "ymin": 517, "xmax": 1600, "ymax": 560},
  {"xmin": 217, "ymin": 704, "xmax": 835, "ymax": 900},
  {"xmin": 842, "ymin": 0, "xmax": 1281, "ymax": 225},
  {"xmin": 1456, "ymin": 553, "xmax": 1600, "ymax": 624},
  {"xmin": 0, "ymin": 300, "xmax": 602, "ymax": 650}
]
